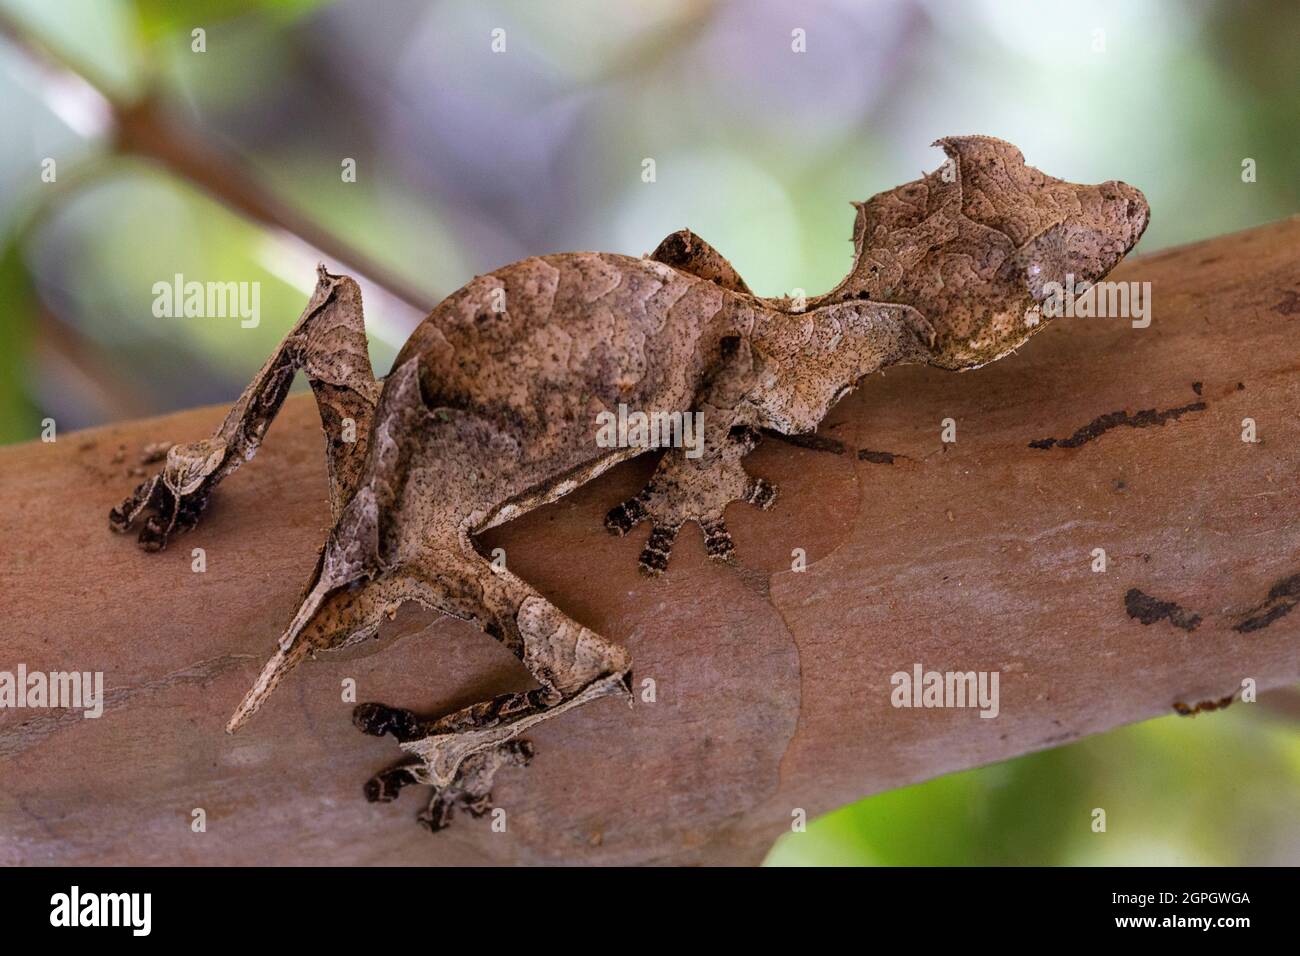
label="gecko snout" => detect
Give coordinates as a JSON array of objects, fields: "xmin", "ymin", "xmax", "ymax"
[
  {"xmin": 1104, "ymin": 180, "xmax": 1150, "ymax": 249},
  {"xmin": 1087, "ymin": 179, "xmax": 1150, "ymax": 262}
]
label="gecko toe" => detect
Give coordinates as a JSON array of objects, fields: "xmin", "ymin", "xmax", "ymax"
[
  {"xmin": 701, "ymin": 519, "xmax": 735, "ymax": 561},
  {"xmin": 605, "ymin": 496, "xmax": 649, "ymax": 536},
  {"xmin": 138, "ymin": 491, "xmax": 207, "ymax": 551},
  {"xmin": 109, "ymin": 475, "xmax": 165, "ymax": 534},
  {"xmin": 418, "ymin": 793, "xmax": 457, "ymax": 831},
  {"xmin": 365, "ymin": 763, "xmax": 420, "ymax": 803},
  {"xmin": 353, "ymin": 702, "xmax": 422, "ymax": 741},
  {"xmin": 508, "ymin": 739, "xmax": 536, "ymax": 766},
  {"xmin": 137, "ymin": 513, "xmax": 175, "ymax": 552},
  {"xmin": 748, "ymin": 477, "xmax": 779, "ymax": 510},
  {"xmin": 112, "ymin": 469, "xmax": 213, "ymax": 552},
  {"xmin": 638, "ymin": 524, "xmax": 678, "ymax": 575}
]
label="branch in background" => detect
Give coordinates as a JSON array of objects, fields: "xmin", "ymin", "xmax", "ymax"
[
  {"xmin": 0, "ymin": 7, "xmax": 435, "ymax": 316},
  {"xmin": 110, "ymin": 94, "xmax": 435, "ymax": 315}
]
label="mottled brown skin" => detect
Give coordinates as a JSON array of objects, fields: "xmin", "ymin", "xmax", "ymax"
[{"xmin": 109, "ymin": 136, "xmax": 1149, "ymax": 831}]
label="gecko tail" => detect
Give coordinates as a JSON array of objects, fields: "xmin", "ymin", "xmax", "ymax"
[
  {"xmin": 226, "ymin": 637, "xmax": 313, "ymax": 734},
  {"xmin": 225, "ymin": 583, "xmax": 331, "ymax": 734}
]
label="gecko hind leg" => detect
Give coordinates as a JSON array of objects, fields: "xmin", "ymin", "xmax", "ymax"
[
  {"xmin": 650, "ymin": 228, "xmax": 754, "ymax": 295},
  {"xmin": 354, "ymin": 535, "xmax": 633, "ymax": 832},
  {"xmin": 109, "ymin": 266, "xmax": 380, "ymax": 551},
  {"xmin": 217, "ymin": 365, "xmax": 632, "ymax": 833},
  {"xmin": 223, "ymin": 547, "xmax": 562, "ymax": 835},
  {"xmin": 606, "ymin": 425, "xmax": 777, "ymax": 575}
]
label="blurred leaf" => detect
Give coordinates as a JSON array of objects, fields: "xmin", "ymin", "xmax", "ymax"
[
  {"xmin": 0, "ymin": 241, "xmax": 39, "ymax": 442},
  {"xmin": 768, "ymin": 750, "xmax": 1081, "ymax": 867},
  {"xmin": 31, "ymin": 164, "xmax": 408, "ymax": 411},
  {"xmin": 767, "ymin": 703, "xmax": 1300, "ymax": 866},
  {"xmin": 131, "ymin": 0, "xmax": 331, "ymax": 43},
  {"xmin": 0, "ymin": 0, "xmax": 145, "ymax": 100}
]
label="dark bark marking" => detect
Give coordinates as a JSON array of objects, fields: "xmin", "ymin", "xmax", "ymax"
[
  {"xmin": 764, "ymin": 430, "xmax": 846, "ymax": 455},
  {"xmin": 1272, "ymin": 289, "xmax": 1300, "ymax": 315},
  {"xmin": 1231, "ymin": 573, "xmax": 1300, "ymax": 633},
  {"xmin": 1029, "ymin": 401, "xmax": 1206, "ymax": 450},
  {"xmin": 857, "ymin": 448, "xmax": 899, "ymax": 464},
  {"xmin": 1124, "ymin": 587, "xmax": 1202, "ymax": 632},
  {"xmin": 1173, "ymin": 695, "xmax": 1234, "ymax": 716}
]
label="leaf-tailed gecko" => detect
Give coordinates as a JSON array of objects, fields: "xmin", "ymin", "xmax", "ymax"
[{"xmin": 109, "ymin": 136, "xmax": 1149, "ymax": 831}]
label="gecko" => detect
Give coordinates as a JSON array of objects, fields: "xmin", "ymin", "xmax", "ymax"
[{"xmin": 108, "ymin": 136, "xmax": 1149, "ymax": 832}]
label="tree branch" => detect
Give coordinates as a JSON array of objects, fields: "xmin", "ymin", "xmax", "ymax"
[{"xmin": 1, "ymin": 219, "xmax": 1298, "ymax": 864}]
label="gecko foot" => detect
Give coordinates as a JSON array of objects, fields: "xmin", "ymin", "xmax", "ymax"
[
  {"xmin": 353, "ymin": 701, "xmax": 422, "ymax": 740},
  {"xmin": 109, "ymin": 439, "xmax": 227, "ymax": 551},
  {"xmin": 605, "ymin": 469, "xmax": 778, "ymax": 576},
  {"xmin": 363, "ymin": 762, "xmax": 421, "ymax": 802},
  {"xmin": 354, "ymin": 673, "xmax": 628, "ymax": 833},
  {"xmin": 352, "ymin": 696, "xmax": 546, "ymax": 835},
  {"xmin": 362, "ymin": 742, "xmax": 535, "ymax": 832}
]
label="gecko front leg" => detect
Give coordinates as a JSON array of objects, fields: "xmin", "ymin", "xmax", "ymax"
[
  {"xmin": 604, "ymin": 229, "xmax": 779, "ymax": 573},
  {"xmin": 605, "ymin": 329, "xmax": 775, "ymax": 574},
  {"xmin": 605, "ymin": 423, "xmax": 776, "ymax": 574},
  {"xmin": 605, "ymin": 295, "xmax": 939, "ymax": 574}
]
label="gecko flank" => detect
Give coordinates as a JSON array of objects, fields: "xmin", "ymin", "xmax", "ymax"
[{"xmin": 109, "ymin": 136, "xmax": 1149, "ymax": 832}]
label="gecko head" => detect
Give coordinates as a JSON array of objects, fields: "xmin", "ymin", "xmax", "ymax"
[
  {"xmin": 1015, "ymin": 179, "xmax": 1150, "ymax": 304},
  {"xmin": 926, "ymin": 167, "xmax": 1149, "ymax": 370},
  {"xmin": 843, "ymin": 137, "xmax": 1151, "ymax": 371},
  {"xmin": 930, "ymin": 138, "xmax": 1149, "ymax": 303}
]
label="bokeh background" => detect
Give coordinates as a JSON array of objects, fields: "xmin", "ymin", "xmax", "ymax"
[{"xmin": 1, "ymin": 0, "xmax": 1296, "ymax": 864}]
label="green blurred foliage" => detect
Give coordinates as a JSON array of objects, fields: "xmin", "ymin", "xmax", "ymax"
[
  {"xmin": 131, "ymin": 0, "xmax": 330, "ymax": 48},
  {"xmin": 770, "ymin": 703, "xmax": 1300, "ymax": 866},
  {"xmin": 0, "ymin": 242, "xmax": 38, "ymax": 442}
]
